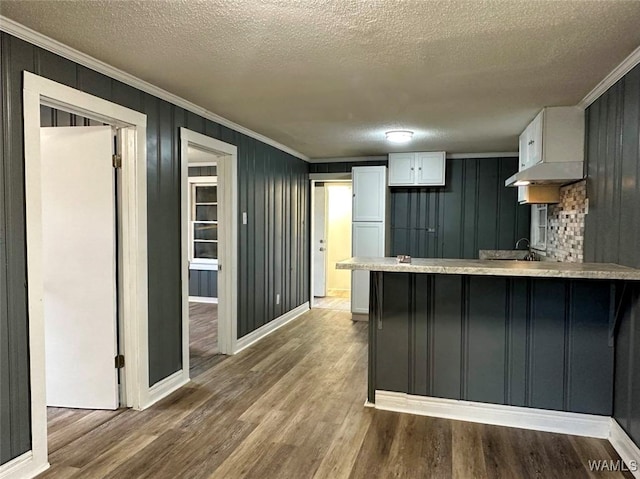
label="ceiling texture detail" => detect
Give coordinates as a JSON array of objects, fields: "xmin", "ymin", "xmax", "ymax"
[{"xmin": 2, "ymin": 0, "xmax": 640, "ymax": 158}]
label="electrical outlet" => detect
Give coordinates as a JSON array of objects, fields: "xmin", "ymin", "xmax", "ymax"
[{"xmin": 276, "ymin": 293, "xmax": 280, "ymax": 305}]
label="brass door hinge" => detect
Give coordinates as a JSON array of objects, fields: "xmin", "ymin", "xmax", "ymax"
[
  {"xmin": 112, "ymin": 154, "xmax": 122, "ymax": 169},
  {"xmin": 115, "ymin": 354, "xmax": 125, "ymax": 369}
]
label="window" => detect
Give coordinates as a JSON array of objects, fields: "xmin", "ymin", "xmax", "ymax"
[
  {"xmin": 531, "ymin": 204, "xmax": 548, "ymax": 250},
  {"xmin": 189, "ymin": 177, "xmax": 217, "ymax": 268}
]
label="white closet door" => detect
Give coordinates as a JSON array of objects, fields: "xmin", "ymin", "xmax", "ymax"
[{"xmin": 41, "ymin": 126, "xmax": 119, "ymax": 410}]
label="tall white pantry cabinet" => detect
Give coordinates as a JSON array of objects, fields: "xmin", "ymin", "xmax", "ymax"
[{"xmin": 351, "ymin": 166, "xmax": 388, "ymax": 317}]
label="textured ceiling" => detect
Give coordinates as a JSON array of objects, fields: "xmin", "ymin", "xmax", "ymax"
[{"xmin": 2, "ymin": 0, "xmax": 640, "ymax": 159}]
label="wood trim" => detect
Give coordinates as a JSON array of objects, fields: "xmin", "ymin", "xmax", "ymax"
[
  {"xmin": 234, "ymin": 302, "xmax": 310, "ymax": 354},
  {"xmin": 0, "ymin": 451, "xmax": 48, "ymax": 479},
  {"xmin": 579, "ymin": 44, "xmax": 640, "ymax": 109},
  {"xmin": 0, "ymin": 15, "xmax": 308, "ymax": 162},
  {"xmin": 374, "ymin": 390, "xmax": 612, "ymax": 439},
  {"xmin": 22, "ymin": 71, "xmax": 149, "ymax": 472},
  {"xmin": 143, "ymin": 370, "xmax": 190, "ymax": 409},
  {"xmin": 609, "ymin": 419, "xmax": 640, "ymax": 478},
  {"xmin": 189, "ymin": 296, "xmax": 218, "ymax": 304}
]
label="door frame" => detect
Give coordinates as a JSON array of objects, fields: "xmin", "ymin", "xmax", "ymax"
[
  {"xmin": 180, "ymin": 128, "xmax": 238, "ymax": 360},
  {"xmin": 309, "ymin": 173, "xmax": 353, "ymax": 308},
  {"xmin": 22, "ymin": 71, "xmax": 148, "ymax": 472}
]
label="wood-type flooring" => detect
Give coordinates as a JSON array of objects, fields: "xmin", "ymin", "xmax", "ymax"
[{"xmin": 39, "ymin": 308, "xmax": 633, "ymax": 478}]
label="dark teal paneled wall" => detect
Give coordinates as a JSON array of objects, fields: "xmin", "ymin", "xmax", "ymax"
[
  {"xmin": 584, "ymin": 64, "xmax": 640, "ymax": 446},
  {"xmin": 0, "ymin": 32, "xmax": 309, "ymax": 464},
  {"xmin": 390, "ymin": 157, "xmax": 530, "ymax": 258},
  {"xmin": 374, "ymin": 272, "xmax": 615, "ymax": 415},
  {"xmin": 311, "ymin": 157, "xmax": 530, "ymax": 258}
]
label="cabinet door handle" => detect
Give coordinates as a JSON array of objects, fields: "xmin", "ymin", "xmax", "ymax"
[{"xmin": 410, "ymin": 167, "xmax": 414, "ymax": 171}]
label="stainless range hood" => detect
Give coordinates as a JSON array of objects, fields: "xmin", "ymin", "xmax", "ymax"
[{"xmin": 505, "ymin": 161, "xmax": 584, "ymax": 187}]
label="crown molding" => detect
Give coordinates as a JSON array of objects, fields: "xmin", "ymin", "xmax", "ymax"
[
  {"xmin": 309, "ymin": 152, "xmax": 518, "ymax": 163},
  {"xmin": 579, "ymin": 44, "xmax": 640, "ymax": 109},
  {"xmin": 447, "ymin": 152, "xmax": 518, "ymax": 159},
  {"xmin": 308, "ymin": 155, "xmax": 388, "ymax": 163},
  {"xmin": 0, "ymin": 16, "xmax": 309, "ymax": 161}
]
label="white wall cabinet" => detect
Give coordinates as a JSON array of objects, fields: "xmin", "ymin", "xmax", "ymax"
[
  {"xmin": 515, "ymin": 107, "xmax": 584, "ymax": 204},
  {"xmin": 388, "ymin": 151, "xmax": 446, "ymax": 186}
]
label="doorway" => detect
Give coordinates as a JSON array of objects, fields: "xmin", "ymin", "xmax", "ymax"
[
  {"xmin": 179, "ymin": 128, "xmax": 238, "ymax": 379},
  {"xmin": 186, "ymin": 151, "xmax": 222, "ymax": 377},
  {"xmin": 312, "ymin": 181, "xmax": 352, "ymax": 311},
  {"xmin": 23, "ymin": 72, "xmax": 148, "ymax": 474}
]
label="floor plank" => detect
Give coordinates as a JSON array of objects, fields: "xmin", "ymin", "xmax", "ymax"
[{"xmin": 39, "ymin": 308, "xmax": 633, "ymax": 478}]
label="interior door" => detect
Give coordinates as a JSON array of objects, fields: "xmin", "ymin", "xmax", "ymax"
[
  {"xmin": 40, "ymin": 125, "xmax": 119, "ymax": 410},
  {"xmin": 313, "ymin": 185, "xmax": 327, "ymax": 297}
]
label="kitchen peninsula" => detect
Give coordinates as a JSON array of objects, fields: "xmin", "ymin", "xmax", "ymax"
[{"xmin": 337, "ymin": 257, "xmax": 640, "ymax": 433}]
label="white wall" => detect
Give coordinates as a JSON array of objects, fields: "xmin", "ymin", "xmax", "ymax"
[{"xmin": 326, "ymin": 183, "xmax": 352, "ymax": 292}]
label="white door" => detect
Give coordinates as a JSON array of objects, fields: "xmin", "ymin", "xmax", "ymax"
[
  {"xmin": 41, "ymin": 126, "xmax": 119, "ymax": 410},
  {"xmin": 352, "ymin": 166, "xmax": 386, "ymax": 222},
  {"xmin": 313, "ymin": 185, "xmax": 327, "ymax": 297},
  {"xmin": 351, "ymin": 222, "xmax": 385, "ymax": 314}
]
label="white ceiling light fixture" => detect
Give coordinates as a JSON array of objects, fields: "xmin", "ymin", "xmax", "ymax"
[{"xmin": 385, "ymin": 130, "xmax": 414, "ymax": 144}]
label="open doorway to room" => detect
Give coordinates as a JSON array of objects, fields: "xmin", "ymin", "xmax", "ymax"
[
  {"xmin": 312, "ymin": 182, "xmax": 352, "ymax": 311},
  {"xmin": 23, "ymin": 72, "xmax": 148, "ymax": 475},
  {"xmin": 180, "ymin": 128, "xmax": 238, "ymax": 382},
  {"xmin": 186, "ymin": 152, "xmax": 222, "ymax": 377}
]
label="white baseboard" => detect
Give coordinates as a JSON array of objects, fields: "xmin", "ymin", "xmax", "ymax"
[
  {"xmin": 234, "ymin": 302, "xmax": 309, "ymax": 354},
  {"xmin": 188, "ymin": 296, "xmax": 218, "ymax": 304},
  {"xmin": 374, "ymin": 390, "xmax": 611, "ymax": 439},
  {"xmin": 142, "ymin": 369, "xmax": 190, "ymax": 409},
  {"xmin": 609, "ymin": 419, "xmax": 640, "ymax": 478},
  {"xmin": 0, "ymin": 451, "xmax": 48, "ymax": 479}
]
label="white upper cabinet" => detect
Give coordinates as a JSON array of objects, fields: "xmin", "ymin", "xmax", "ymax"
[
  {"xmin": 519, "ymin": 110, "xmax": 543, "ymax": 171},
  {"xmin": 352, "ymin": 166, "xmax": 387, "ymax": 222},
  {"xmin": 388, "ymin": 151, "xmax": 446, "ymax": 186}
]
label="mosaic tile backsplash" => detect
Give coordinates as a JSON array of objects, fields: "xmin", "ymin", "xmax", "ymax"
[{"xmin": 545, "ymin": 180, "xmax": 587, "ymax": 263}]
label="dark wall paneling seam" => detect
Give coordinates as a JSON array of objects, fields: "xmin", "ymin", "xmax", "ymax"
[
  {"xmin": 0, "ymin": 31, "xmax": 309, "ymax": 465},
  {"xmin": 375, "ymin": 272, "xmax": 615, "ymax": 415},
  {"xmin": 1, "ymin": 32, "xmax": 34, "ymax": 465},
  {"xmin": 584, "ymin": 63, "xmax": 640, "ymax": 446},
  {"xmin": 390, "ymin": 157, "xmax": 530, "ymax": 259}
]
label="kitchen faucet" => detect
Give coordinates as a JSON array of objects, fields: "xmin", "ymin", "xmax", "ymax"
[{"xmin": 514, "ymin": 238, "xmax": 538, "ymax": 261}]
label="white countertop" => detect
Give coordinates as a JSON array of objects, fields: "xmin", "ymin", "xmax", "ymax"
[{"xmin": 336, "ymin": 257, "xmax": 640, "ymax": 281}]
